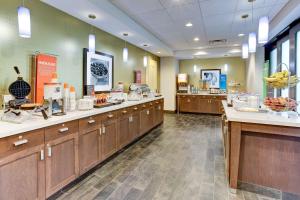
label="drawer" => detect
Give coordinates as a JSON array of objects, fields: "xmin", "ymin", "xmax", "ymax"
[
  {"xmin": 119, "ymin": 107, "xmax": 132, "ymax": 116},
  {"xmin": 79, "ymin": 115, "xmax": 99, "ymax": 134},
  {"xmin": 0, "ymin": 129, "xmax": 44, "ymax": 158},
  {"xmin": 101, "ymin": 111, "xmax": 118, "ymax": 121},
  {"xmin": 130, "ymin": 105, "xmax": 140, "ymax": 112},
  {"xmin": 45, "ymin": 120, "xmax": 79, "ymax": 142}
]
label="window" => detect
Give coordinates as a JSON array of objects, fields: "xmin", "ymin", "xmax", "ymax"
[
  {"xmin": 297, "ymin": 31, "xmax": 300, "ymax": 111},
  {"xmin": 270, "ymin": 49, "xmax": 278, "ymax": 97},
  {"xmin": 281, "ymin": 40, "xmax": 290, "ymax": 98}
]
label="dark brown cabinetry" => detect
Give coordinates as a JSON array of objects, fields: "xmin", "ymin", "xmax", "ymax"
[
  {"xmin": 178, "ymin": 95, "xmax": 226, "ymax": 114},
  {"xmin": 0, "ymin": 98, "xmax": 164, "ymax": 200},
  {"xmin": 45, "ymin": 121, "xmax": 79, "ymax": 198},
  {"xmin": 78, "ymin": 116, "xmax": 100, "ymax": 174},
  {"xmin": 0, "ymin": 130, "xmax": 45, "ymax": 200},
  {"xmin": 101, "ymin": 112, "xmax": 118, "ymax": 160}
]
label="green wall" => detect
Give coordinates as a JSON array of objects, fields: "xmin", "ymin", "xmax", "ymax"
[
  {"xmin": 0, "ymin": 0, "xmax": 159, "ymax": 104},
  {"xmin": 179, "ymin": 57, "xmax": 246, "ymax": 90}
]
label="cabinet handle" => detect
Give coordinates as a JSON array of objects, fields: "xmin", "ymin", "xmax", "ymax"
[
  {"xmin": 158, "ymin": 106, "xmax": 161, "ymax": 110},
  {"xmin": 122, "ymin": 110, "xmax": 127, "ymax": 114},
  {"xmin": 102, "ymin": 126, "xmax": 106, "ymax": 134},
  {"xmin": 142, "ymin": 105, "xmax": 146, "ymax": 108},
  {"xmin": 13, "ymin": 139, "xmax": 28, "ymax": 146},
  {"xmin": 187, "ymin": 99, "xmax": 190, "ymax": 103},
  {"xmin": 40, "ymin": 150, "xmax": 45, "ymax": 161},
  {"xmin": 129, "ymin": 116, "xmax": 133, "ymax": 122},
  {"xmin": 99, "ymin": 128, "xmax": 102, "ymax": 136},
  {"xmin": 155, "ymin": 102, "xmax": 159, "ymax": 104},
  {"xmin": 47, "ymin": 145, "xmax": 52, "ymax": 157},
  {"xmin": 107, "ymin": 114, "xmax": 114, "ymax": 118},
  {"xmin": 88, "ymin": 119, "xmax": 95, "ymax": 124},
  {"xmin": 147, "ymin": 110, "xmax": 150, "ymax": 115},
  {"xmin": 150, "ymin": 103, "xmax": 153, "ymax": 106},
  {"xmin": 59, "ymin": 127, "xmax": 69, "ymax": 133},
  {"xmin": 133, "ymin": 107, "xmax": 138, "ymax": 110}
]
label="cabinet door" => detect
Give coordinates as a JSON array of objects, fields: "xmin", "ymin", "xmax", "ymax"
[
  {"xmin": 210, "ymin": 99, "xmax": 222, "ymax": 114},
  {"xmin": 0, "ymin": 145, "xmax": 45, "ymax": 200},
  {"xmin": 45, "ymin": 134, "xmax": 78, "ymax": 198},
  {"xmin": 129, "ymin": 112, "xmax": 140, "ymax": 141},
  {"xmin": 101, "ymin": 119, "xmax": 118, "ymax": 160},
  {"xmin": 198, "ymin": 99, "xmax": 210, "ymax": 113},
  {"xmin": 79, "ymin": 129, "xmax": 100, "ymax": 174},
  {"xmin": 140, "ymin": 107, "xmax": 154, "ymax": 135},
  {"xmin": 154, "ymin": 103, "xmax": 163, "ymax": 125},
  {"xmin": 179, "ymin": 96, "xmax": 191, "ymax": 112},
  {"xmin": 118, "ymin": 115, "xmax": 130, "ymax": 149}
]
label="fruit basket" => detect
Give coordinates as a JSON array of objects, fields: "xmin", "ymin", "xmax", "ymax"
[
  {"xmin": 264, "ymin": 70, "xmax": 299, "ymax": 89},
  {"xmin": 264, "ymin": 97, "xmax": 297, "ymax": 112}
]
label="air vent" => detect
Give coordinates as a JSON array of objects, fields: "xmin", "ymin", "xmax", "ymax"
[{"xmin": 208, "ymin": 39, "xmax": 227, "ymax": 46}]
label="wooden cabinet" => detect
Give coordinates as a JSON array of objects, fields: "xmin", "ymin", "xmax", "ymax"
[
  {"xmin": 45, "ymin": 121, "xmax": 79, "ymax": 198},
  {"xmin": 140, "ymin": 105, "xmax": 154, "ymax": 135},
  {"xmin": 0, "ymin": 130, "xmax": 45, "ymax": 200},
  {"xmin": 78, "ymin": 116, "xmax": 100, "ymax": 174},
  {"xmin": 101, "ymin": 112, "xmax": 118, "ymax": 160},
  {"xmin": 178, "ymin": 95, "xmax": 226, "ymax": 114},
  {"xmin": 153, "ymin": 100, "xmax": 164, "ymax": 126},
  {"xmin": 0, "ymin": 98, "xmax": 164, "ymax": 200},
  {"xmin": 118, "ymin": 109, "xmax": 131, "ymax": 149}
]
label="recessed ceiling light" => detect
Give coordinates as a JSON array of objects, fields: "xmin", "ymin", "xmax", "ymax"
[
  {"xmin": 194, "ymin": 51, "xmax": 207, "ymax": 56},
  {"xmin": 230, "ymin": 49, "xmax": 241, "ymax": 53},
  {"xmin": 143, "ymin": 44, "xmax": 148, "ymax": 47},
  {"xmin": 233, "ymin": 44, "xmax": 240, "ymax": 46},
  {"xmin": 157, "ymin": 51, "xmax": 161, "ymax": 54},
  {"xmin": 185, "ymin": 22, "xmax": 193, "ymax": 27},
  {"xmin": 88, "ymin": 14, "xmax": 96, "ymax": 19},
  {"xmin": 194, "ymin": 37, "xmax": 199, "ymax": 41},
  {"xmin": 238, "ymin": 33, "xmax": 245, "ymax": 37},
  {"xmin": 123, "ymin": 33, "xmax": 128, "ymax": 37}
]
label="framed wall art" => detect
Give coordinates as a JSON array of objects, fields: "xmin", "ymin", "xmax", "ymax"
[
  {"xmin": 83, "ymin": 48, "xmax": 114, "ymax": 93},
  {"xmin": 201, "ymin": 69, "xmax": 221, "ymax": 89}
]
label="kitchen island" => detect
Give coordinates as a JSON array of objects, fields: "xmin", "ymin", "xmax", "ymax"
[
  {"xmin": 222, "ymin": 101, "xmax": 300, "ymax": 196},
  {"xmin": 177, "ymin": 92, "xmax": 227, "ymax": 114},
  {"xmin": 0, "ymin": 97, "xmax": 164, "ymax": 200}
]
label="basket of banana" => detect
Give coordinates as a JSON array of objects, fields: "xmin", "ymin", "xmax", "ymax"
[{"xmin": 264, "ymin": 70, "xmax": 299, "ymax": 89}]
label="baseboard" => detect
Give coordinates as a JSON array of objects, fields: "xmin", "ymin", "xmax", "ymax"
[{"xmin": 163, "ymin": 110, "xmax": 176, "ymax": 114}]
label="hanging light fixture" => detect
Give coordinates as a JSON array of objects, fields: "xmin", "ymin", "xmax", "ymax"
[
  {"xmin": 17, "ymin": 1, "xmax": 31, "ymax": 38},
  {"xmin": 143, "ymin": 56, "xmax": 148, "ymax": 67},
  {"xmin": 258, "ymin": 16, "xmax": 269, "ymax": 44},
  {"xmin": 122, "ymin": 33, "xmax": 128, "ymax": 62},
  {"xmin": 193, "ymin": 65, "xmax": 197, "ymax": 73},
  {"xmin": 88, "ymin": 14, "xmax": 96, "ymax": 53},
  {"xmin": 242, "ymin": 43, "xmax": 249, "ymax": 59},
  {"xmin": 248, "ymin": 32, "xmax": 257, "ymax": 53},
  {"xmin": 248, "ymin": 0, "xmax": 256, "ymax": 53},
  {"xmin": 224, "ymin": 64, "xmax": 228, "ymax": 72}
]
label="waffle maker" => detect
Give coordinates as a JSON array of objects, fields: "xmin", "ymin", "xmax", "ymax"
[{"xmin": 8, "ymin": 66, "xmax": 31, "ymax": 108}]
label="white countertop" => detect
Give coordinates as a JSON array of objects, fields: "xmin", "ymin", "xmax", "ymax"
[
  {"xmin": 222, "ymin": 101, "xmax": 300, "ymax": 128},
  {"xmin": 0, "ymin": 97, "xmax": 163, "ymax": 139},
  {"xmin": 177, "ymin": 92, "xmax": 227, "ymax": 96}
]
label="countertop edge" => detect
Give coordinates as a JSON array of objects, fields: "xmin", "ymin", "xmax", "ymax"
[{"xmin": 0, "ymin": 97, "xmax": 164, "ymax": 139}]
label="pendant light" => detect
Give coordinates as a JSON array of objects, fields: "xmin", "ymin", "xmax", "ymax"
[
  {"xmin": 193, "ymin": 65, "xmax": 197, "ymax": 73},
  {"xmin": 143, "ymin": 55, "xmax": 148, "ymax": 67},
  {"xmin": 18, "ymin": 0, "xmax": 31, "ymax": 38},
  {"xmin": 242, "ymin": 43, "xmax": 249, "ymax": 59},
  {"xmin": 248, "ymin": 0, "xmax": 256, "ymax": 53},
  {"xmin": 122, "ymin": 33, "xmax": 128, "ymax": 62},
  {"xmin": 88, "ymin": 14, "xmax": 96, "ymax": 53},
  {"xmin": 258, "ymin": 16, "xmax": 269, "ymax": 44}
]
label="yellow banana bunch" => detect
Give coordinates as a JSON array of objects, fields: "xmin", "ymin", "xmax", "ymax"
[{"xmin": 264, "ymin": 70, "xmax": 299, "ymax": 89}]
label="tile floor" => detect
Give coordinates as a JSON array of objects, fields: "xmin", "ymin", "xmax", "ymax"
[{"xmin": 52, "ymin": 114, "xmax": 288, "ymax": 200}]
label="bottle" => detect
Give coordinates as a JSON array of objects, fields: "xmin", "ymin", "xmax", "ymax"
[
  {"xmin": 69, "ymin": 86, "xmax": 76, "ymax": 111},
  {"xmin": 63, "ymin": 83, "xmax": 70, "ymax": 112}
]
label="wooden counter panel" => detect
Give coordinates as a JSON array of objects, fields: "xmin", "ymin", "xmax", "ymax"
[{"xmin": 238, "ymin": 131, "xmax": 300, "ymax": 195}]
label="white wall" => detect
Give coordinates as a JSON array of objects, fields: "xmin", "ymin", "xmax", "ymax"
[
  {"xmin": 246, "ymin": 47, "xmax": 265, "ymax": 96},
  {"xmin": 160, "ymin": 57, "xmax": 179, "ymax": 111}
]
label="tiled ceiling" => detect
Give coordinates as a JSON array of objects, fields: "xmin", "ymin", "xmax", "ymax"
[{"xmin": 111, "ymin": 0, "xmax": 290, "ymax": 59}]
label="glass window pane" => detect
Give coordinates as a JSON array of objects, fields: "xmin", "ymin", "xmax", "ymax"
[
  {"xmin": 281, "ymin": 39, "xmax": 290, "ymax": 98},
  {"xmin": 270, "ymin": 49, "xmax": 278, "ymax": 97},
  {"xmin": 270, "ymin": 48, "xmax": 277, "ymax": 74},
  {"xmin": 297, "ymin": 31, "xmax": 300, "ymax": 112}
]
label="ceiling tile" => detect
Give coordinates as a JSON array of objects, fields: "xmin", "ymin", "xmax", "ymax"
[
  {"xmin": 111, "ymin": 0, "xmax": 164, "ymax": 15},
  {"xmin": 200, "ymin": 0, "xmax": 239, "ymax": 16},
  {"xmin": 159, "ymin": 0, "xmax": 198, "ymax": 8}
]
